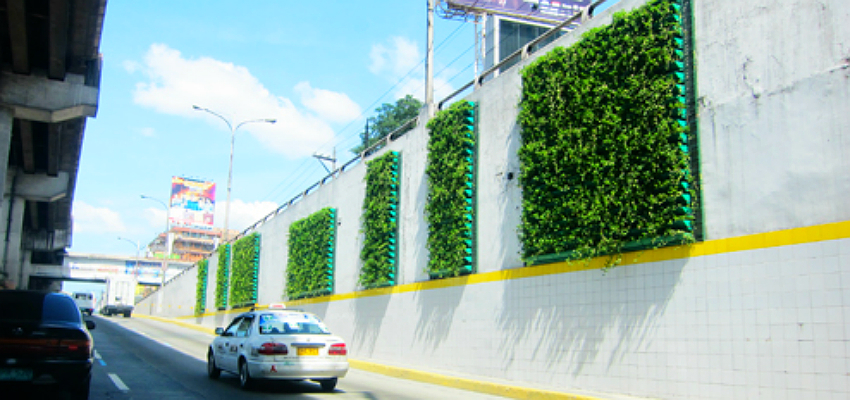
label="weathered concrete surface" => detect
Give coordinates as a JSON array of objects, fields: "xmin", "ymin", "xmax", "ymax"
[{"xmin": 138, "ymin": 1, "xmax": 850, "ymax": 398}]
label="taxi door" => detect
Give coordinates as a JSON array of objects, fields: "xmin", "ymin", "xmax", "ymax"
[
  {"xmin": 216, "ymin": 317, "xmax": 244, "ymax": 372},
  {"xmin": 228, "ymin": 316, "xmax": 255, "ymax": 368}
]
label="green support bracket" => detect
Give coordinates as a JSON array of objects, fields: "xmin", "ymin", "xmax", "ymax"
[
  {"xmin": 672, "ymin": 219, "xmax": 693, "ymax": 231},
  {"xmin": 673, "ymin": 37, "xmax": 684, "ymax": 48}
]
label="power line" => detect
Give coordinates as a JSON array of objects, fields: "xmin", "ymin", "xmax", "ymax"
[{"xmin": 259, "ymin": 20, "xmax": 477, "ymax": 207}]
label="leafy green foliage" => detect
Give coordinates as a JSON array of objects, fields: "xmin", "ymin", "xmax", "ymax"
[
  {"xmin": 286, "ymin": 208, "xmax": 336, "ymax": 299},
  {"xmin": 359, "ymin": 151, "xmax": 400, "ymax": 289},
  {"xmin": 194, "ymin": 259, "xmax": 208, "ymax": 316},
  {"xmin": 230, "ymin": 233, "xmax": 260, "ymax": 307},
  {"xmin": 351, "ymin": 95, "xmax": 423, "ymax": 154},
  {"xmin": 214, "ymin": 244, "xmax": 230, "ymax": 309},
  {"xmin": 518, "ymin": 0, "xmax": 695, "ymax": 269},
  {"xmin": 425, "ymin": 101, "xmax": 477, "ymax": 278}
]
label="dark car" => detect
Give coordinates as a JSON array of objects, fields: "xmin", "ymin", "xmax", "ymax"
[
  {"xmin": 100, "ymin": 304, "xmax": 133, "ymax": 317},
  {"xmin": 0, "ymin": 290, "xmax": 96, "ymax": 399}
]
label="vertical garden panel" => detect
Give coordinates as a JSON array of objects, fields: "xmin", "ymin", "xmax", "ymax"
[
  {"xmin": 194, "ymin": 259, "xmax": 208, "ymax": 316},
  {"xmin": 286, "ymin": 208, "xmax": 337, "ymax": 299},
  {"xmin": 214, "ymin": 244, "xmax": 230, "ymax": 309},
  {"xmin": 360, "ymin": 151, "xmax": 401, "ymax": 289},
  {"xmin": 518, "ymin": 0, "xmax": 696, "ymax": 268},
  {"xmin": 230, "ymin": 233, "xmax": 261, "ymax": 308},
  {"xmin": 425, "ymin": 101, "xmax": 477, "ymax": 279}
]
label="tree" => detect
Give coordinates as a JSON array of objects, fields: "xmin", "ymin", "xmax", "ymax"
[{"xmin": 351, "ymin": 95, "xmax": 423, "ymax": 155}]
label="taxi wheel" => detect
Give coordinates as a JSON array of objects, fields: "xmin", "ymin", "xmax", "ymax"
[
  {"xmin": 207, "ymin": 350, "xmax": 221, "ymax": 379},
  {"xmin": 320, "ymin": 377, "xmax": 338, "ymax": 392},
  {"xmin": 239, "ymin": 359, "xmax": 254, "ymax": 390}
]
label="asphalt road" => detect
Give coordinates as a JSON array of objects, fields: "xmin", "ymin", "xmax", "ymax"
[{"xmin": 86, "ymin": 315, "xmax": 510, "ymax": 399}]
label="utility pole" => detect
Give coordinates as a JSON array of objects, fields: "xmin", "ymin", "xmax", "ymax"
[{"xmin": 426, "ymin": 0, "xmax": 436, "ymax": 117}]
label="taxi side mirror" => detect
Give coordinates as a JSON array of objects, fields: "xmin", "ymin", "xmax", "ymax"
[{"xmin": 215, "ymin": 327, "xmax": 224, "ymax": 335}]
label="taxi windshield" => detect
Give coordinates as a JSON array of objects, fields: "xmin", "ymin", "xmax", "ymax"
[{"xmin": 257, "ymin": 312, "xmax": 330, "ymax": 335}]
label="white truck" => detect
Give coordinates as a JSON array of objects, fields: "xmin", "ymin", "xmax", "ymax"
[
  {"xmin": 101, "ymin": 277, "xmax": 137, "ymax": 317},
  {"xmin": 72, "ymin": 292, "xmax": 95, "ymax": 316}
]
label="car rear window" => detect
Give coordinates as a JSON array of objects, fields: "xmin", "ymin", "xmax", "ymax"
[
  {"xmin": 258, "ymin": 312, "xmax": 330, "ymax": 335},
  {"xmin": 0, "ymin": 292, "xmax": 81, "ymax": 324},
  {"xmin": 43, "ymin": 294, "xmax": 83, "ymax": 323}
]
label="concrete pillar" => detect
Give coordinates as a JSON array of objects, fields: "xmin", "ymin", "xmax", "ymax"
[
  {"xmin": 1, "ymin": 196, "xmax": 26, "ymax": 289},
  {"xmin": 0, "ymin": 107, "xmax": 12, "ymax": 216}
]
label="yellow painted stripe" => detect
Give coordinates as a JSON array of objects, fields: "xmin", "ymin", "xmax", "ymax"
[
  {"xmin": 170, "ymin": 220, "xmax": 849, "ymax": 311},
  {"xmin": 349, "ymin": 359, "xmax": 604, "ymax": 400},
  {"xmin": 132, "ymin": 314, "xmax": 603, "ymax": 399},
  {"xmin": 134, "ymin": 314, "xmax": 216, "ymax": 335},
  {"xmin": 146, "ymin": 220, "xmax": 848, "ymax": 399},
  {"xmin": 282, "ymin": 220, "xmax": 850, "ymax": 307}
]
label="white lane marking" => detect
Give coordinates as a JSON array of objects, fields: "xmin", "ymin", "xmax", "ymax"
[
  {"xmin": 94, "ymin": 350, "xmax": 106, "ymax": 366},
  {"xmin": 108, "ymin": 373, "xmax": 130, "ymax": 392}
]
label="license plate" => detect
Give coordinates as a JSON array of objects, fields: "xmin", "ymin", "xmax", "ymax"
[
  {"xmin": 296, "ymin": 347, "xmax": 319, "ymax": 356},
  {"xmin": 0, "ymin": 368, "xmax": 33, "ymax": 381}
]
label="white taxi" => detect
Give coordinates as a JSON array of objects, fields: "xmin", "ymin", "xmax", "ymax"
[{"xmin": 207, "ymin": 306, "xmax": 349, "ymax": 391}]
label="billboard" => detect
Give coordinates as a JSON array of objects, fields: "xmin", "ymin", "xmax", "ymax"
[
  {"xmin": 443, "ymin": 0, "xmax": 591, "ymax": 24},
  {"xmin": 170, "ymin": 177, "xmax": 215, "ymax": 229}
]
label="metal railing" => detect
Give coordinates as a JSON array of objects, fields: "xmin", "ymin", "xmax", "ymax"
[
  {"xmin": 438, "ymin": 0, "xmax": 610, "ymax": 110},
  {"xmin": 230, "ymin": 0, "xmax": 613, "ymax": 242}
]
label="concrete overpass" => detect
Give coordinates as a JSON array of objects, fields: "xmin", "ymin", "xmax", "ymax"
[{"xmin": 0, "ymin": 0, "xmax": 107, "ymax": 290}]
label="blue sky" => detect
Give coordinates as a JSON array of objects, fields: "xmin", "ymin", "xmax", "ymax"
[{"xmin": 70, "ymin": 1, "xmax": 480, "ymax": 257}]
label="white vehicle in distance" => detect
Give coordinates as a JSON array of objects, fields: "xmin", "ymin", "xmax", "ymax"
[
  {"xmin": 72, "ymin": 292, "xmax": 95, "ymax": 316},
  {"xmin": 207, "ymin": 305, "xmax": 349, "ymax": 391}
]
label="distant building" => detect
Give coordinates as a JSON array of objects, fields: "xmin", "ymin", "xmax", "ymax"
[
  {"xmin": 483, "ymin": 13, "xmax": 577, "ymax": 75},
  {"xmin": 146, "ymin": 226, "xmax": 235, "ymax": 263}
]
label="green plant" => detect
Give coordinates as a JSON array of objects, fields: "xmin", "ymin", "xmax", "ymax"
[
  {"xmin": 518, "ymin": 0, "xmax": 695, "ymax": 269},
  {"xmin": 230, "ymin": 233, "xmax": 260, "ymax": 307},
  {"xmin": 214, "ymin": 244, "xmax": 230, "ymax": 309},
  {"xmin": 351, "ymin": 95, "xmax": 423, "ymax": 155},
  {"xmin": 359, "ymin": 151, "xmax": 400, "ymax": 289},
  {"xmin": 425, "ymin": 101, "xmax": 477, "ymax": 278},
  {"xmin": 286, "ymin": 208, "xmax": 336, "ymax": 299},
  {"xmin": 194, "ymin": 259, "xmax": 208, "ymax": 316}
]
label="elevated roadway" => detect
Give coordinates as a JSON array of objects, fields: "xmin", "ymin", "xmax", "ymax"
[{"xmin": 0, "ymin": 0, "xmax": 107, "ymax": 290}]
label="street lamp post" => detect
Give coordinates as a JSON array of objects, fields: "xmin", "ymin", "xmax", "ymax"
[
  {"xmin": 117, "ymin": 237, "xmax": 141, "ymax": 278},
  {"xmin": 141, "ymin": 195, "xmax": 171, "ymax": 285},
  {"xmin": 192, "ymin": 105, "xmax": 276, "ymax": 244}
]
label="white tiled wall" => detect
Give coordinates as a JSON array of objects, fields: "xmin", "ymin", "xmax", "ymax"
[{"xmin": 298, "ymin": 238, "xmax": 850, "ymax": 399}]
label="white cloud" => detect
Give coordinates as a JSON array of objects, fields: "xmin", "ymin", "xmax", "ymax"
[
  {"xmin": 122, "ymin": 60, "xmax": 139, "ymax": 73},
  {"xmin": 294, "ymin": 82, "xmax": 361, "ymax": 124},
  {"xmin": 369, "ymin": 37, "xmax": 420, "ymax": 78},
  {"xmin": 143, "ymin": 207, "xmax": 168, "ymax": 230},
  {"xmin": 139, "ymin": 127, "xmax": 156, "ymax": 137},
  {"xmin": 215, "ymin": 199, "xmax": 279, "ymax": 233},
  {"xmin": 130, "ymin": 44, "xmax": 343, "ymax": 158},
  {"xmin": 368, "ymin": 36, "xmax": 455, "ymax": 102},
  {"xmin": 396, "ymin": 76, "xmax": 456, "ymax": 104},
  {"xmin": 73, "ymin": 202, "xmax": 126, "ymax": 234}
]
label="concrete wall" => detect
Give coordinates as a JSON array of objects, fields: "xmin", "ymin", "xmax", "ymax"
[
  {"xmin": 137, "ymin": 0, "xmax": 850, "ymax": 398},
  {"xmin": 695, "ymin": 0, "xmax": 850, "ymax": 239}
]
